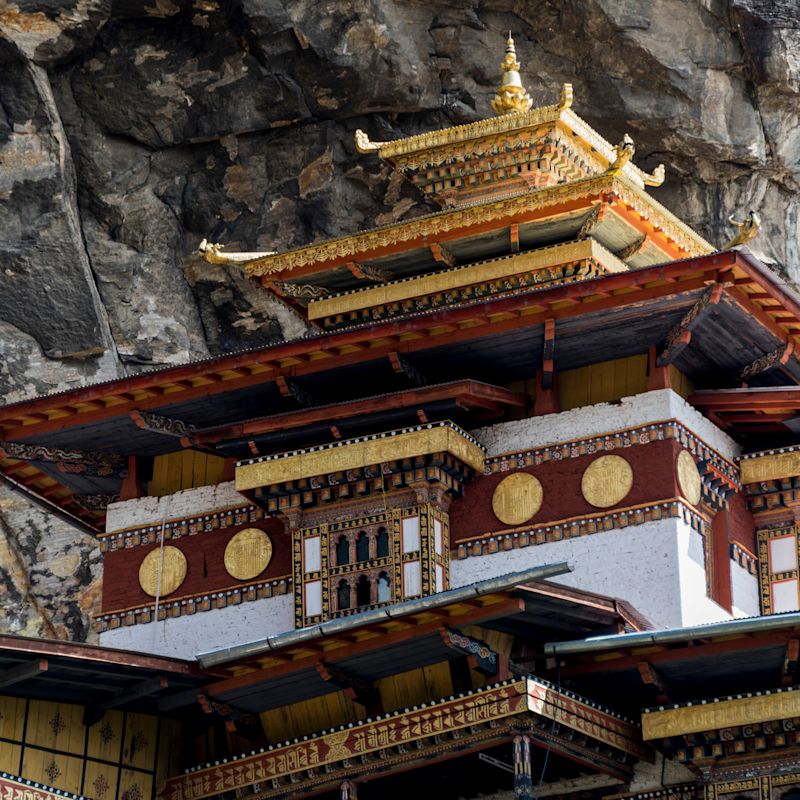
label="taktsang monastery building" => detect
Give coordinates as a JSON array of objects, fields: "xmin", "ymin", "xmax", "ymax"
[{"xmin": 4, "ymin": 35, "xmax": 800, "ymax": 800}]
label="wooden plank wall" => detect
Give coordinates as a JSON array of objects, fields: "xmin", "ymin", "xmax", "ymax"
[
  {"xmin": 258, "ymin": 661, "xmax": 455, "ymax": 744},
  {"xmin": 149, "ymin": 451, "xmax": 226, "ymax": 497},
  {"xmin": 0, "ymin": 694, "xmax": 181, "ymax": 800}
]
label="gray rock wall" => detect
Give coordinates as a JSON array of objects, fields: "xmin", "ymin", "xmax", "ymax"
[{"xmin": 0, "ymin": 0, "xmax": 798, "ymax": 641}]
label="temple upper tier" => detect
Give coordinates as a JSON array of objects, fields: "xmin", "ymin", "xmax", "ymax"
[{"xmin": 199, "ymin": 36, "xmax": 713, "ymax": 329}]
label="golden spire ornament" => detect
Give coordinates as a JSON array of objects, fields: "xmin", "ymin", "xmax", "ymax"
[{"xmin": 491, "ymin": 33, "xmax": 533, "ymax": 115}]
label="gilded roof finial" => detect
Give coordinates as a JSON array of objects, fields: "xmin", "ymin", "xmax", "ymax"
[
  {"xmin": 723, "ymin": 210, "xmax": 761, "ymax": 248},
  {"xmin": 491, "ymin": 33, "xmax": 533, "ymax": 115}
]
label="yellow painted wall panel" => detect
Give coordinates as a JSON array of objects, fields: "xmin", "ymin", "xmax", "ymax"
[
  {"xmin": 559, "ymin": 354, "xmax": 648, "ymax": 411},
  {"xmin": 83, "ymin": 760, "xmax": 119, "ymax": 800},
  {"xmin": 0, "ymin": 743, "xmax": 21, "ymax": 773},
  {"xmin": 86, "ymin": 710, "xmax": 124, "ymax": 762},
  {"xmin": 26, "ymin": 700, "xmax": 85, "ymax": 755},
  {"xmin": 0, "ymin": 695, "xmax": 25, "ymax": 741},
  {"xmin": 155, "ymin": 718, "xmax": 183, "ymax": 785},
  {"xmin": 669, "ymin": 365, "xmax": 694, "ymax": 399},
  {"xmin": 120, "ymin": 713, "xmax": 157, "ymax": 770},
  {"xmin": 149, "ymin": 450, "xmax": 227, "ymax": 497},
  {"xmin": 119, "ymin": 767, "xmax": 152, "ymax": 800},
  {"xmin": 22, "ymin": 748, "xmax": 84, "ymax": 795}
]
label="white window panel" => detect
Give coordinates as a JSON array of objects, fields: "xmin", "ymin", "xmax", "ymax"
[
  {"xmin": 435, "ymin": 564, "xmax": 444, "ymax": 593},
  {"xmin": 304, "ymin": 536, "xmax": 321, "ymax": 574},
  {"xmin": 772, "ymin": 579, "xmax": 800, "ymax": 614},
  {"xmin": 434, "ymin": 519, "xmax": 443, "ymax": 556},
  {"xmin": 402, "ymin": 516, "xmax": 420, "ymax": 553},
  {"xmin": 403, "ymin": 560, "xmax": 421, "ymax": 597},
  {"xmin": 304, "ymin": 580, "xmax": 322, "ymax": 617},
  {"xmin": 769, "ymin": 536, "xmax": 797, "ymax": 574}
]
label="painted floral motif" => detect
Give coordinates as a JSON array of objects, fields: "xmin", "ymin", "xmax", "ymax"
[
  {"xmin": 99, "ymin": 720, "xmax": 115, "ymax": 745},
  {"xmin": 122, "ymin": 785, "xmax": 143, "ymax": 800},
  {"xmin": 129, "ymin": 730, "xmax": 148, "ymax": 759},
  {"xmin": 49, "ymin": 711, "xmax": 67, "ymax": 736},
  {"xmin": 45, "ymin": 760, "xmax": 61, "ymax": 782},
  {"xmin": 93, "ymin": 775, "xmax": 110, "ymax": 797}
]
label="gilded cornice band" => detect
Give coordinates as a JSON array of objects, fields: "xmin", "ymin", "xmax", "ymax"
[
  {"xmin": 231, "ymin": 174, "xmax": 713, "ymax": 277},
  {"xmin": 641, "ymin": 688, "xmax": 800, "ymax": 740},
  {"xmin": 306, "ymin": 239, "xmax": 627, "ymax": 320},
  {"xmin": 740, "ymin": 447, "xmax": 800, "ymax": 484},
  {"xmin": 235, "ymin": 421, "xmax": 487, "ymax": 490}
]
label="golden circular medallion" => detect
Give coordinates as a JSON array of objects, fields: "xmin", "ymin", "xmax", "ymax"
[
  {"xmin": 581, "ymin": 455, "xmax": 633, "ymax": 508},
  {"xmin": 491, "ymin": 472, "xmax": 543, "ymax": 526},
  {"xmin": 138, "ymin": 546, "xmax": 187, "ymax": 597},
  {"xmin": 677, "ymin": 449, "xmax": 702, "ymax": 506},
  {"xmin": 224, "ymin": 528, "xmax": 273, "ymax": 581}
]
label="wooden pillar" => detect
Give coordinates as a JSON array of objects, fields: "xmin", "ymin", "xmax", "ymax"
[
  {"xmin": 647, "ymin": 345, "xmax": 672, "ymax": 391},
  {"xmin": 710, "ymin": 510, "xmax": 733, "ymax": 612},
  {"xmin": 119, "ymin": 455, "xmax": 143, "ymax": 500},
  {"xmin": 513, "ymin": 734, "xmax": 533, "ymax": 800}
]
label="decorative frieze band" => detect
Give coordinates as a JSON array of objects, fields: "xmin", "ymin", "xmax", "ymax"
[
  {"xmin": 98, "ymin": 504, "xmax": 264, "ymax": 551},
  {"xmin": 730, "ymin": 543, "xmax": 758, "ymax": 574},
  {"xmin": 94, "ymin": 576, "xmax": 291, "ymax": 633},
  {"xmin": 483, "ymin": 420, "xmax": 738, "ymax": 486},
  {"xmin": 453, "ymin": 500, "xmax": 707, "ymax": 561}
]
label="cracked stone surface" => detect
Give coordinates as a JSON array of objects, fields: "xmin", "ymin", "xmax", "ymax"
[{"xmin": 0, "ymin": 0, "xmax": 799, "ymax": 641}]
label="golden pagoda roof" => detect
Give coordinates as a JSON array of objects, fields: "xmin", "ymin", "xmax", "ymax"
[
  {"xmin": 222, "ymin": 173, "xmax": 713, "ymax": 278},
  {"xmin": 354, "ymin": 84, "xmax": 664, "ymax": 192}
]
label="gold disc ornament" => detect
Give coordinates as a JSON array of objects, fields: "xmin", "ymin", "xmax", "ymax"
[
  {"xmin": 492, "ymin": 472, "xmax": 543, "ymax": 526},
  {"xmin": 224, "ymin": 528, "xmax": 273, "ymax": 581},
  {"xmin": 138, "ymin": 546, "xmax": 187, "ymax": 597},
  {"xmin": 581, "ymin": 455, "xmax": 633, "ymax": 508},
  {"xmin": 677, "ymin": 449, "xmax": 702, "ymax": 506}
]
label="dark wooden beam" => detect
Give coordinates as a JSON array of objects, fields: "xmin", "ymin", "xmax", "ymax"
[
  {"xmin": 0, "ymin": 658, "xmax": 47, "ymax": 689},
  {"xmin": 346, "ymin": 262, "xmax": 394, "ymax": 284},
  {"xmin": 85, "ymin": 675, "xmax": 168, "ymax": 725},
  {"xmin": 783, "ymin": 638, "xmax": 799, "ymax": 686},
  {"xmin": 389, "ymin": 352, "xmax": 426, "ymax": 386},
  {"xmin": 130, "ymin": 410, "xmax": 196, "ymax": 439},
  {"xmin": 198, "ymin": 693, "xmax": 261, "ymax": 736},
  {"xmin": 317, "ymin": 662, "xmax": 381, "ymax": 712},
  {"xmin": 276, "ymin": 376, "xmax": 315, "ymax": 406},
  {"xmin": 737, "ymin": 341, "xmax": 795, "ymax": 383},
  {"xmin": 637, "ymin": 661, "xmax": 671, "ymax": 703},
  {"xmin": 0, "ymin": 442, "xmax": 126, "ymax": 478},
  {"xmin": 656, "ymin": 283, "xmax": 723, "ymax": 367},
  {"xmin": 430, "ymin": 243, "xmax": 456, "ymax": 267},
  {"xmin": 541, "ymin": 318, "xmax": 556, "ymax": 391}
]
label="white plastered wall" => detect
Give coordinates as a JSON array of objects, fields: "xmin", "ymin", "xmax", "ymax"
[
  {"xmin": 105, "ymin": 481, "xmax": 244, "ymax": 533},
  {"xmin": 731, "ymin": 561, "xmax": 760, "ymax": 618},
  {"xmin": 451, "ymin": 517, "xmax": 735, "ymax": 629},
  {"xmin": 470, "ymin": 388, "xmax": 740, "ymax": 461},
  {"xmin": 98, "ymin": 593, "xmax": 293, "ymax": 660}
]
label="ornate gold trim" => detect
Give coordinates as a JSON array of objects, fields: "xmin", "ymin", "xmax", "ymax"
[
  {"xmin": 740, "ymin": 450, "xmax": 800, "ymax": 484},
  {"xmin": 642, "ymin": 690, "xmax": 800, "ymax": 740},
  {"xmin": 306, "ymin": 239, "xmax": 626, "ymax": 320},
  {"xmin": 236, "ymin": 174, "xmax": 712, "ymax": 277},
  {"xmin": 235, "ymin": 422, "xmax": 486, "ymax": 490}
]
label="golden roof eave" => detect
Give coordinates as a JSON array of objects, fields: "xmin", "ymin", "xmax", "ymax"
[
  {"xmin": 235, "ymin": 421, "xmax": 487, "ymax": 490},
  {"xmin": 354, "ymin": 85, "xmax": 663, "ymax": 190},
  {"xmin": 226, "ymin": 174, "xmax": 714, "ymax": 278}
]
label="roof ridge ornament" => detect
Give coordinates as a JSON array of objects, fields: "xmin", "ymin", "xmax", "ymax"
[
  {"xmin": 491, "ymin": 33, "xmax": 533, "ymax": 115},
  {"xmin": 723, "ymin": 210, "xmax": 761, "ymax": 249}
]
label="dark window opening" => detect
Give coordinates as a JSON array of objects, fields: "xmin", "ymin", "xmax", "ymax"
[
  {"xmin": 336, "ymin": 535, "xmax": 350, "ymax": 566},
  {"xmin": 337, "ymin": 579, "xmax": 350, "ymax": 611},
  {"xmin": 356, "ymin": 531, "xmax": 369, "ymax": 562},
  {"xmin": 376, "ymin": 527, "xmax": 389, "ymax": 558},
  {"xmin": 356, "ymin": 574, "xmax": 371, "ymax": 607}
]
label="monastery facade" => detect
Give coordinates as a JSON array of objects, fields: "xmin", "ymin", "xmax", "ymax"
[{"xmin": 1, "ymin": 35, "xmax": 800, "ymax": 800}]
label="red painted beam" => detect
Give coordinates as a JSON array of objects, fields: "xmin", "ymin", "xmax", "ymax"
[
  {"xmin": 185, "ymin": 380, "xmax": 526, "ymax": 447},
  {"xmin": 0, "ymin": 251, "xmax": 740, "ymax": 440}
]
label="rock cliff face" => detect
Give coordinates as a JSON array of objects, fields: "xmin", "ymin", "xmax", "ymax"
[{"xmin": 0, "ymin": 0, "xmax": 798, "ymax": 641}]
